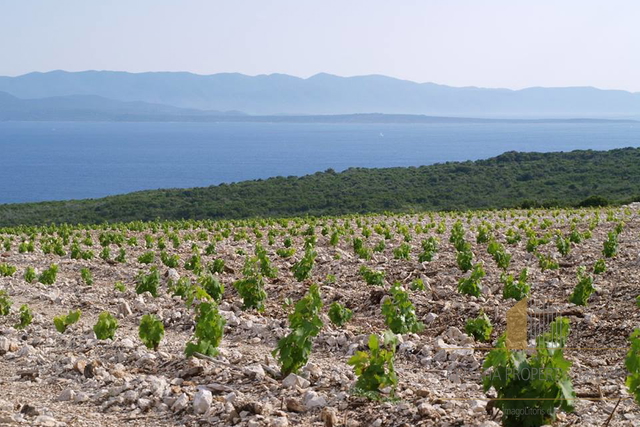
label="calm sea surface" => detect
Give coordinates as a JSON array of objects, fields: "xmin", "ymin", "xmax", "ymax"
[{"xmin": 0, "ymin": 121, "xmax": 638, "ymax": 204}]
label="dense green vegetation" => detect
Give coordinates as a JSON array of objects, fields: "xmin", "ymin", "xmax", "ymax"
[{"xmin": 1, "ymin": 148, "xmax": 639, "ymax": 227}]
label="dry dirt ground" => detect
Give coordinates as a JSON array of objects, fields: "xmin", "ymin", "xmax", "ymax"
[{"xmin": 1, "ymin": 207, "xmax": 640, "ymax": 426}]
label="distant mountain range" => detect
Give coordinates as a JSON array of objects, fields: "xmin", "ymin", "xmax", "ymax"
[
  {"xmin": 1, "ymin": 91, "xmax": 637, "ymax": 123},
  {"xmin": 0, "ymin": 91, "xmax": 242, "ymax": 121},
  {"xmin": 1, "ymin": 70, "xmax": 640, "ymax": 118}
]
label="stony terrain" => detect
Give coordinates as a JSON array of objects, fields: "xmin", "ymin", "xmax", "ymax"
[{"xmin": 1, "ymin": 206, "xmax": 640, "ymax": 427}]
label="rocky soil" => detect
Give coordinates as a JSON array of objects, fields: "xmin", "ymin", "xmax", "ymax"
[{"xmin": 1, "ymin": 207, "xmax": 640, "ymax": 426}]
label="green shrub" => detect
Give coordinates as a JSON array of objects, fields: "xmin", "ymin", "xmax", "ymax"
[
  {"xmin": 185, "ymin": 302, "xmax": 225, "ymax": 357},
  {"xmin": 392, "ymin": 243, "xmax": 411, "ymax": 260},
  {"xmin": 359, "ymin": 265, "xmax": 385, "ymax": 286},
  {"xmin": 465, "ymin": 312, "xmax": 493, "ymax": 342},
  {"xmin": 234, "ymin": 257, "xmax": 267, "ymax": 311},
  {"xmin": 15, "ymin": 304, "xmax": 32, "ymax": 329},
  {"xmin": 276, "ymin": 248, "xmax": 295, "ymax": 258},
  {"xmin": 328, "ymin": 301, "xmax": 353, "ymax": 327},
  {"xmin": 458, "ymin": 263, "xmax": 485, "ymax": 297},
  {"xmin": 138, "ymin": 251, "xmax": 155, "ymax": 264},
  {"xmin": 18, "ymin": 241, "xmax": 34, "ymax": 253},
  {"xmin": 526, "ymin": 236, "xmax": 540, "ymax": 253},
  {"xmin": 603, "ymin": 231, "xmax": 618, "ymax": 258},
  {"xmin": 568, "ymin": 230, "xmax": 583, "ymax": 244},
  {"xmin": 593, "ymin": 259, "xmax": 606, "ymax": 274},
  {"xmin": 476, "ymin": 224, "xmax": 491, "ymax": 243},
  {"xmin": 204, "ymin": 242, "xmax": 216, "ymax": 255},
  {"xmin": 556, "ymin": 235, "xmax": 571, "ymax": 257},
  {"xmin": 160, "ymin": 251, "xmax": 180, "ymax": 268},
  {"xmin": 53, "ymin": 309, "xmax": 81, "ymax": 333},
  {"xmin": 502, "ymin": 269, "xmax": 530, "ymax": 300},
  {"xmin": 488, "ymin": 240, "xmax": 511, "ymax": 270},
  {"xmin": 382, "ymin": 283, "xmax": 424, "ymax": 334},
  {"xmin": 568, "ymin": 267, "xmax": 595, "ymax": 306},
  {"xmin": 114, "ymin": 248, "xmax": 126, "ymax": 263},
  {"xmin": 373, "ymin": 240, "xmax": 386, "ymax": 253},
  {"xmin": 482, "ymin": 317, "xmax": 574, "ymax": 427},
  {"xmin": 38, "ymin": 264, "xmax": 58, "ymax": 285},
  {"xmin": 625, "ymin": 329, "xmax": 640, "ymax": 404},
  {"xmin": 456, "ymin": 246, "xmax": 474, "ymax": 273},
  {"xmin": 255, "ymin": 243, "xmax": 278, "ymax": 278},
  {"xmin": 418, "ymin": 237, "xmax": 438, "ymax": 262},
  {"xmin": 353, "ymin": 238, "xmax": 372, "ymax": 260},
  {"xmin": 80, "ymin": 267, "xmax": 93, "ymax": 286},
  {"xmin": 449, "ymin": 221, "xmax": 466, "ymax": 251},
  {"xmin": 199, "ymin": 274, "xmax": 225, "ymax": 302},
  {"xmin": 93, "ymin": 312, "xmax": 118, "ymax": 340},
  {"xmin": 24, "ymin": 266, "xmax": 36, "ymax": 283},
  {"xmin": 99, "ymin": 247, "xmax": 111, "ymax": 261},
  {"xmin": 537, "ymin": 253, "xmax": 559, "ymax": 272},
  {"xmin": 505, "ymin": 229, "xmax": 521, "ymax": 244},
  {"xmin": 347, "ymin": 331, "xmax": 398, "ymax": 397},
  {"xmin": 410, "ymin": 278, "xmax": 426, "ymax": 291},
  {"xmin": 139, "ymin": 314, "xmax": 165, "ymax": 350},
  {"xmin": 135, "ymin": 268, "xmax": 160, "ymax": 297},
  {"xmin": 273, "ymin": 284, "xmax": 323, "ymax": 375},
  {"xmin": 578, "ymin": 195, "xmax": 609, "ymax": 207},
  {"xmin": 184, "ymin": 252, "xmax": 203, "ymax": 274},
  {"xmin": 0, "ymin": 290, "xmax": 12, "ymax": 316},
  {"xmin": 0, "ymin": 263, "xmax": 16, "ymax": 277},
  {"xmin": 207, "ymin": 258, "xmax": 225, "ymax": 274},
  {"xmin": 292, "ymin": 246, "xmax": 317, "ymax": 281},
  {"xmin": 170, "ymin": 277, "xmax": 193, "ymax": 299}
]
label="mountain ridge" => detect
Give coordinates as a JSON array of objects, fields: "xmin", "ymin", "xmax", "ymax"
[
  {"xmin": 2, "ymin": 91, "xmax": 638, "ymax": 123},
  {"xmin": 1, "ymin": 70, "xmax": 639, "ymax": 117},
  {"xmin": 0, "ymin": 91, "xmax": 243, "ymax": 120}
]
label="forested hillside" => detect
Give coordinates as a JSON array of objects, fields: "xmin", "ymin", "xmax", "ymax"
[{"xmin": 1, "ymin": 148, "xmax": 639, "ymax": 227}]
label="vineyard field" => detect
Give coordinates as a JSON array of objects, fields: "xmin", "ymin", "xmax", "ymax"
[{"xmin": 0, "ymin": 206, "xmax": 639, "ymax": 426}]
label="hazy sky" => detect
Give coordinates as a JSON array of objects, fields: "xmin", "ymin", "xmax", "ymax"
[{"xmin": 1, "ymin": 0, "xmax": 638, "ymax": 91}]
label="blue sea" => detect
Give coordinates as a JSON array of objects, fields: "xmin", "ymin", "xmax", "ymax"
[{"xmin": 0, "ymin": 121, "xmax": 638, "ymax": 204}]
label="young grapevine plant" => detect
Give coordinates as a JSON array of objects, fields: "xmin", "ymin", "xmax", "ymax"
[
  {"xmin": 53, "ymin": 309, "xmax": 81, "ymax": 333},
  {"xmin": 185, "ymin": 301, "xmax": 226, "ymax": 357},
  {"xmin": 199, "ymin": 274, "xmax": 225, "ymax": 302},
  {"xmin": 135, "ymin": 268, "xmax": 160, "ymax": 297},
  {"xmin": 94, "ymin": 312, "xmax": 119, "ymax": 340},
  {"xmin": 347, "ymin": 330, "xmax": 399, "ymax": 398},
  {"xmin": 273, "ymin": 284, "xmax": 324, "ymax": 376},
  {"xmin": 292, "ymin": 246, "xmax": 317, "ymax": 281},
  {"xmin": 465, "ymin": 312, "xmax": 493, "ymax": 342},
  {"xmin": 139, "ymin": 314, "xmax": 165, "ymax": 350},
  {"xmin": 482, "ymin": 317, "xmax": 575, "ymax": 427},
  {"xmin": 359, "ymin": 265, "xmax": 385, "ymax": 286},
  {"xmin": 328, "ymin": 301, "xmax": 353, "ymax": 327},
  {"xmin": 458, "ymin": 263, "xmax": 485, "ymax": 297},
  {"xmin": 603, "ymin": 231, "xmax": 618, "ymax": 258},
  {"xmin": 382, "ymin": 283, "xmax": 424, "ymax": 334},
  {"xmin": 625, "ymin": 329, "xmax": 640, "ymax": 404},
  {"xmin": 15, "ymin": 304, "xmax": 32, "ymax": 329},
  {"xmin": 234, "ymin": 257, "xmax": 267, "ymax": 311},
  {"xmin": 38, "ymin": 264, "xmax": 58, "ymax": 285},
  {"xmin": 0, "ymin": 290, "xmax": 12, "ymax": 316},
  {"xmin": 502, "ymin": 268, "xmax": 530, "ymax": 301},
  {"xmin": 568, "ymin": 266, "xmax": 595, "ymax": 306}
]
